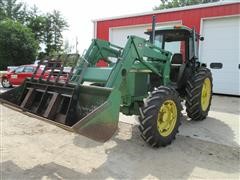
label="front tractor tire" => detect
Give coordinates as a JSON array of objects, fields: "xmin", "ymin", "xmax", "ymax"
[
  {"xmin": 185, "ymin": 67, "xmax": 213, "ymax": 121},
  {"xmin": 138, "ymin": 86, "xmax": 182, "ymax": 148}
]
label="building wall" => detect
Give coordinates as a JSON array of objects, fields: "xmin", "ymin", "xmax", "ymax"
[
  {"xmin": 96, "ymin": 3, "xmax": 240, "ymax": 41},
  {"xmin": 95, "ymin": 3, "xmax": 240, "ymax": 95}
]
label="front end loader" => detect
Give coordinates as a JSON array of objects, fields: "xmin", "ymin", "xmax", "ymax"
[{"xmin": 0, "ymin": 18, "xmax": 212, "ymax": 147}]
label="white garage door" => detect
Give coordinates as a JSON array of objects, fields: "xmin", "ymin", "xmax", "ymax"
[
  {"xmin": 200, "ymin": 16, "xmax": 240, "ymax": 96},
  {"xmin": 109, "ymin": 21, "xmax": 181, "ymax": 48}
]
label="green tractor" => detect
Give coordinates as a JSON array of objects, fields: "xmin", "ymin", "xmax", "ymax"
[{"xmin": 0, "ymin": 17, "xmax": 212, "ymax": 147}]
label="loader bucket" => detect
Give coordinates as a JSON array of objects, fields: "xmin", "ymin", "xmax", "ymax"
[
  {"xmin": 0, "ymin": 55, "xmax": 122, "ymax": 142},
  {"xmin": 0, "ymin": 79, "xmax": 121, "ymax": 142}
]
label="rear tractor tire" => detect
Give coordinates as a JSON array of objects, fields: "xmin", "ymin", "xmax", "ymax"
[
  {"xmin": 138, "ymin": 86, "xmax": 182, "ymax": 148},
  {"xmin": 185, "ymin": 67, "xmax": 213, "ymax": 121}
]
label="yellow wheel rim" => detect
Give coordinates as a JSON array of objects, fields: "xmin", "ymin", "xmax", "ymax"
[
  {"xmin": 157, "ymin": 100, "xmax": 177, "ymax": 137},
  {"xmin": 201, "ymin": 78, "xmax": 211, "ymax": 111}
]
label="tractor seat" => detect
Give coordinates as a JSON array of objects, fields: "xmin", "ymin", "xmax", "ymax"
[
  {"xmin": 170, "ymin": 53, "xmax": 184, "ymax": 84},
  {"xmin": 171, "ymin": 53, "xmax": 183, "ymax": 66}
]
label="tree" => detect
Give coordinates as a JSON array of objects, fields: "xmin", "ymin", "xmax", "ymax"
[
  {"xmin": 0, "ymin": 0, "xmax": 69, "ymax": 58},
  {"xmin": 0, "ymin": 0, "xmax": 6, "ymax": 20},
  {"xmin": 0, "ymin": 0, "xmax": 25, "ymax": 21},
  {"xmin": 51, "ymin": 10, "xmax": 68, "ymax": 53},
  {"xmin": 63, "ymin": 39, "xmax": 74, "ymax": 54},
  {"xmin": 154, "ymin": 0, "xmax": 220, "ymax": 10},
  {"xmin": 44, "ymin": 13, "xmax": 54, "ymax": 55},
  {"xmin": 25, "ymin": 5, "xmax": 46, "ymax": 46},
  {"xmin": 44, "ymin": 10, "xmax": 68, "ymax": 56},
  {"xmin": 0, "ymin": 19, "xmax": 38, "ymax": 70}
]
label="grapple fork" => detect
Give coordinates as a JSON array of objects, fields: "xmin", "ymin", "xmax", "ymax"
[{"xmin": 0, "ymin": 54, "xmax": 121, "ymax": 142}]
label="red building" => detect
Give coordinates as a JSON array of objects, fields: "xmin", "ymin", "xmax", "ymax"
[{"xmin": 93, "ymin": 1, "xmax": 240, "ymax": 95}]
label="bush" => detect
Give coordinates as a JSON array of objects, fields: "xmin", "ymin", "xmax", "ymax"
[{"xmin": 0, "ymin": 19, "xmax": 38, "ymax": 70}]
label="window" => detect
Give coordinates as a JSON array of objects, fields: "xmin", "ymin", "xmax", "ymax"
[
  {"xmin": 154, "ymin": 34, "xmax": 181, "ymax": 53},
  {"xmin": 164, "ymin": 41, "xmax": 181, "ymax": 54},
  {"xmin": 153, "ymin": 31, "xmax": 188, "ymax": 60},
  {"xmin": 14, "ymin": 66, "xmax": 24, "ymax": 73},
  {"xmin": 154, "ymin": 34, "xmax": 163, "ymax": 49},
  {"xmin": 24, "ymin": 66, "xmax": 35, "ymax": 72}
]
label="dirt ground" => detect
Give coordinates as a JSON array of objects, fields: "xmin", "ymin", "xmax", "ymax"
[{"xmin": 0, "ymin": 93, "xmax": 239, "ymax": 179}]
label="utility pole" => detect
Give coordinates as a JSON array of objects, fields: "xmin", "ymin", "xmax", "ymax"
[{"xmin": 75, "ymin": 36, "xmax": 79, "ymax": 54}]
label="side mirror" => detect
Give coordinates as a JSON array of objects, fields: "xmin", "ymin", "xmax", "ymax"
[{"xmin": 200, "ymin": 37, "xmax": 204, "ymax": 41}]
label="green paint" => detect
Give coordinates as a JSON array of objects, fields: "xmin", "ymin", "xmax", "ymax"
[{"xmin": 1, "ymin": 26, "xmax": 203, "ymax": 142}]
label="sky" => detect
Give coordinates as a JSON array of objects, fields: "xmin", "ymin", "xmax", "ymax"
[{"xmin": 21, "ymin": 0, "xmax": 159, "ymax": 52}]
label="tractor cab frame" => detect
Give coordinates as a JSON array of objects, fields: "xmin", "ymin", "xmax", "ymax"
[{"xmin": 146, "ymin": 25, "xmax": 204, "ymax": 94}]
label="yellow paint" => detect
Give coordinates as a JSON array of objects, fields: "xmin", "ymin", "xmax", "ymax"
[
  {"xmin": 201, "ymin": 78, "xmax": 211, "ymax": 111},
  {"xmin": 157, "ymin": 100, "xmax": 177, "ymax": 137}
]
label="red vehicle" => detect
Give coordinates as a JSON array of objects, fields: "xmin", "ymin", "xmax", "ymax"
[{"xmin": 1, "ymin": 64, "xmax": 67, "ymax": 88}]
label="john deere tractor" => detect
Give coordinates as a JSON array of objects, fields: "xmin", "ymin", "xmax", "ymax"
[{"xmin": 0, "ymin": 17, "xmax": 212, "ymax": 147}]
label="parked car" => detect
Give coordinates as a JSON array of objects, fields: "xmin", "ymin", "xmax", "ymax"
[
  {"xmin": 7, "ymin": 66, "xmax": 18, "ymax": 72},
  {"xmin": 1, "ymin": 64, "xmax": 68, "ymax": 88},
  {"xmin": 1, "ymin": 65, "xmax": 37, "ymax": 88}
]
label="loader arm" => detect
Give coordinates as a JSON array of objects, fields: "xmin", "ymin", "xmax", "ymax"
[
  {"xmin": 105, "ymin": 36, "xmax": 172, "ymax": 89},
  {"xmin": 83, "ymin": 39, "xmax": 123, "ymax": 66}
]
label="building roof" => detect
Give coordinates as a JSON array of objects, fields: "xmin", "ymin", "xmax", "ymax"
[{"xmin": 93, "ymin": 1, "xmax": 239, "ymax": 22}]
